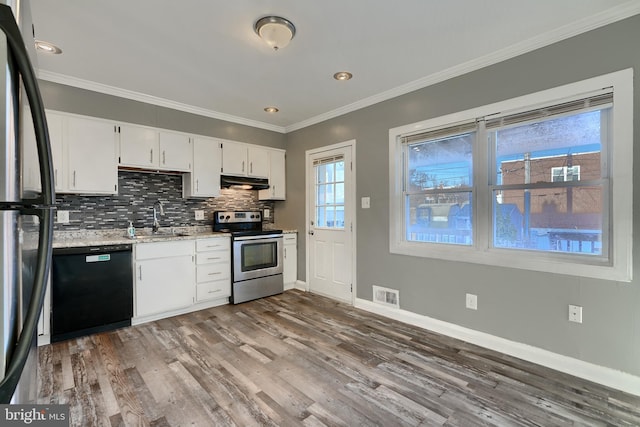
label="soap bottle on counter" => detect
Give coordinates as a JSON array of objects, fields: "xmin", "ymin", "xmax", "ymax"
[{"xmin": 127, "ymin": 221, "xmax": 136, "ymax": 239}]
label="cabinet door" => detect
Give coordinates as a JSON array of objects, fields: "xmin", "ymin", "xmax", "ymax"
[
  {"xmin": 259, "ymin": 150, "xmax": 286, "ymax": 200},
  {"xmin": 221, "ymin": 141, "xmax": 247, "ymax": 176},
  {"xmin": 248, "ymin": 146, "xmax": 269, "ymax": 178},
  {"xmin": 159, "ymin": 131, "xmax": 191, "ymax": 172},
  {"xmin": 22, "ymin": 110, "xmax": 64, "ymax": 193},
  {"xmin": 135, "ymin": 255, "xmax": 195, "ymax": 317},
  {"xmin": 119, "ymin": 124, "xmax": 158, "ymax": 168},
  {"xmin": 283, "ymin": 234, "xmax": 297, "ymax": 285},
  {"xmin": 184, "ymin": 137, "xmax": 221, "ymax": 198},
  {"xmin": 48, "ymin": 113, "xmax": 65, "ymax": 192},
  {"xmin": 66, "ymin": 116, "xmax": 118, "ymax": 194}
]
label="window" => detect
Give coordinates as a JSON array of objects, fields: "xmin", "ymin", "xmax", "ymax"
[
  {"xmin": 314, "ymin": 156, "xmax": 345, "ymax": 228},
  {"xmin": 405, "ymin": 124, "xmax": 475, "ymax": 245},
  {"xmin": 551, "ymin": 166, "xmax": 581, "ymax": 182},
  {"xmin": 389, "ymin": 69, "xmax": 633, "ymax": 281}
]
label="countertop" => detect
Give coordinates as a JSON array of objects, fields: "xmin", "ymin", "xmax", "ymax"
[{"xmin": 52, "ymin": 226, "xmax": 297, "ymax": 248}]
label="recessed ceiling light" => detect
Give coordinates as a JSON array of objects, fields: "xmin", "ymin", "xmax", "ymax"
[
  {"xmin": 333, "ymin": 71, "xmax": 353, "ymax": 81},
  {"xmin": 35, "ymin": 40, "xmax": 62, "ymax": 54},
  {"xmin": 264, "ymin": 106, "xmax": 279, "ymax": 113}
]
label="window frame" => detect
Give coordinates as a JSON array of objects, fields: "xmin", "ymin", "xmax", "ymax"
[{"xmin": 389, "ymin": 69, "xmax": 633, "ymax": 282}]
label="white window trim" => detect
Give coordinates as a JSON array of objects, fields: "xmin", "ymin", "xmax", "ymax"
[{"xmin": 389, "ymin": 69, "xmax": 633, "ymax": 282}]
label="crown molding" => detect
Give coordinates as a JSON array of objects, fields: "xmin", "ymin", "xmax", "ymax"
[
  {"xmin": 37, "ymin": 70, "xmax": 287, "ymax": 134},
  {"xmin": 284, "ymin": 1, "xmax": 640, "ymax": 133}
]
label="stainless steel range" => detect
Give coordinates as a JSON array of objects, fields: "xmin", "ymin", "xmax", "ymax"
[{"xmin": 213, "ymin": 210, "xmax": 283, "ymax": 304}]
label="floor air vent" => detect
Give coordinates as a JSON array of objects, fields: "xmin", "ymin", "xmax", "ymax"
[{"xmin": 373, "ymin": 285, "xmax": 399, "ymax": 309}]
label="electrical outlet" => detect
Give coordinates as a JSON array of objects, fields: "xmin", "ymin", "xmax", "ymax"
[
  {"xmin": 194, "ymin": 210, "xmax": 205, "ymax": 220},
  {"xmin": 264, "ymin": 208, "xmax": 270, "ymax": 218},
  {"xmin": 465, "ymin": 293, "xmax": 478, "ymax": 310},
  {"xmin": 568, "ymin": 304, "xmax": 583, "ymax": 323},
  {"xmin": 57, "ymin": 210, "xmax": 69, "ymax": 224},
  {"xmin": 361, "ymin": 197, "xmax": 371, "ymax": 209}
]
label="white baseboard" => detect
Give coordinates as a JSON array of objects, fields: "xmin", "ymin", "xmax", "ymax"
[
  {"xmin": 293, "ymin": 280, "xmax": 307, "ymax": 292},
  {"xmin": 355, "ymin": 297, "xmax": 640, "ymax": 397}
]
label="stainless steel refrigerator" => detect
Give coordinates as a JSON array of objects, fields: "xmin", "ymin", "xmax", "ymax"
[{"xmin": 0, "ymin": 0, "xmax": 55, "ymax": 403}]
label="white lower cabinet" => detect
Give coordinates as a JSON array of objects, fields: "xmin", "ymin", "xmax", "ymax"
[
  {"xmin": 283, "ymin": 233, "xmax": 297, "ymax": 287},
  {"xmin": 195, "ymin": 237, "xmax": 231, "ymax": 302},
  {"xmin": 134, "ymin": 240, "xmax": 195, "ymax": 318}
]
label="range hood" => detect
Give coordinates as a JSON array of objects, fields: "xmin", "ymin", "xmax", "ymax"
[{"xmin": 220, "ymin": 175, "xmax": 270, "ymax": 190}]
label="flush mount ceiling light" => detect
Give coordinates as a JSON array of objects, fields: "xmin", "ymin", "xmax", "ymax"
[
  {"xmin": 254, "ymin": 16, "xmax": 296, "ymax": 51},
  {"xmin": 35, "ymin": 40, "xmax": 62, "ymax": 54},
  {"xmin": 333, "ymin": 71, "xmax": 353, "ymax": 81},
  {"xmin": 264, "ymin": 106, "xmax": 279, "ymax": 113}
]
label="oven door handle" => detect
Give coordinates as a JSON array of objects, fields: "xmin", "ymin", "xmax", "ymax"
[{"xmin": 234, "ymin": 234, "xmax": 283, "ymax": 241}]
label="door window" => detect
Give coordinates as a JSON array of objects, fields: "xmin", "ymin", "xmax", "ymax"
[{"xmin": 314, "ymin": 156, "xmax": 345, "ymax": 229}]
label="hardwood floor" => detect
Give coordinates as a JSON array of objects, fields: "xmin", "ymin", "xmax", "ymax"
[{"xmin": 38, "ymin": 290, "xmax": 640, "ymax": 426}]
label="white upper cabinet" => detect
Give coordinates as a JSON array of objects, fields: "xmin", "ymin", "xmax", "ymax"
[
  {"xmin": 247, "ymin": 146, "xmax": 269, "ymax": 178},
  {"xmin": 221, "ymin": 141, "xmax": 269, "ymax": 178},
  {"xmin": 65, "ymin": 115, "xmax": 119, "ymax": 194},
  {"xmin": 183, "ymin": 136, "xmax": 221, "ymax": 198},
  {"xmin": 23, "ymin": 109, "xmax": 63, "ymax": 193},
  {"xmin": 259, "ymin": 149, "xmax": 286, "ymax": 200},
  {"xmin": 159, "ymin": 131, "xmax": 192, "ymax": 172},
  {"xmin": 24, "ymin": 111, "xmax": 117, "ymax": 195},
  {"xmin": 118, "ymin": 124, "xmax": 157, "ymax": 169},
  {"xmin": 119, "ymin": 125, "xmax": 192, "ymax": 172}
]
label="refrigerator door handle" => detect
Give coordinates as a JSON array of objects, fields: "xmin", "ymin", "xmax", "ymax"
[{"xmin": 0, "ymin": 4, "xmax": 55, "ymax": 403}]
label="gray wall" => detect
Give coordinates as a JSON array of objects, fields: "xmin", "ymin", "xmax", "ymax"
[
  {"xmin": 280, "ymin": 15, "xmax": 640, "ymax": 376},
  {"xmin": 39, "ymin": 81, "xmax": 286, "ymax": 149}
]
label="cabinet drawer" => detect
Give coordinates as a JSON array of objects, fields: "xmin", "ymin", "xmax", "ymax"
[
  {"xmin": 196, "ymin": 263, "xmax": 229, "ymax": 282},
  {"xmin": 284, "ymin": 234, "xmax": 297, "ymax": 244},
  {"xmin": 196, "ymin": 238, "xmax": 230, "ymax": 252},
  {"xmin": 135, "ymin": 240, "xmax": 194, "ymax": 260},
  {"xmin": 196, "ymin": 279, "xmax": 230, "ymax": 301},
  {"xmin": 196, "ymin": 251, "xmax": 230, "ymax": 265}
]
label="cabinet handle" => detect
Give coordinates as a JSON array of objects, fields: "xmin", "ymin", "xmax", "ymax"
[
  {"xmin": 150, "ymin": 149, "xmax": 153, "ymax": 163},
  {"xmin": 242, "ymin": 161, "xmax": 245, "ymax": 172},
  {"xmin": 207, "ymin": 257, "xmax": 221, "ymax": 261},
  {"xmin": 73, "ymin": 170, "xmax": 76, "ymax": 187},
  {"xmin": 284, "ymin": 248, "xmax": 287, "ymax": 258},
  {"xmin": 54, "ymin": 169, "xmax": 58, "ymax": 186},
  {"xmin": 162, "ymin": 150, "xmax": 166, "ymax": 165},
  {"xmin": 139, "ymin": 265, "xmax": 143, "ymax": 280},
  {"xmin": 196, "ymin": 179, "xmax": 199, "ymax": 192},
  {"xmin": 250, "ymin": 162, "xmax": 253, "ymax": 174},
  {"xmin": 208, "ymin": 272, "xmax": 222, "ymax": 276},
  {"xmin": 207, "ymin": 289, "xmax": 222, "ymax": 294}
]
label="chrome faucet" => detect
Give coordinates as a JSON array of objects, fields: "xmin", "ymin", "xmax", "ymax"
[{"xmin": 152, "ymin": 200, "xmax": 164, "ymax": 233}]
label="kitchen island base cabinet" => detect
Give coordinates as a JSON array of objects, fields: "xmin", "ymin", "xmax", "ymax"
[{"xmin": 134, "ymin": 240, "xmax": 195, "ymax": 319}]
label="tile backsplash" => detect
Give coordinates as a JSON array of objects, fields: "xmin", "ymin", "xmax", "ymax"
[{"xmin": 54, "ymin": 171, "xmax": 275, "ymax": 231}]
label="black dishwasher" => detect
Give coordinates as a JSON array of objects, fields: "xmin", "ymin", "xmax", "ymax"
[{"xmin": 51, "ymin": 244, "xmax": 133, "ymax": 343}]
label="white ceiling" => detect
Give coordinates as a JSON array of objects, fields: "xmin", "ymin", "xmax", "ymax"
[{"xmin": 30, "ymin": 1, "xmax": 639, "ymax": 133}]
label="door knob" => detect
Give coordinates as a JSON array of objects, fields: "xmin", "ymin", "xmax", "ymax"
[{"xmin": 309, "ymin": 230, "xmax": 314, "ymax": 235}]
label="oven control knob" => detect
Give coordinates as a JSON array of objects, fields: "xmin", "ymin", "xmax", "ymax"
[{"xmin": 225, "ymin": 215, "xmax": 231, "ymax": 220}]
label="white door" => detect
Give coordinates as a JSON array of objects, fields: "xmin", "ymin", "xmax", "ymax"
[{"xmin": 306, "ymin": 141, "xmax": 355, "ymax": 303}]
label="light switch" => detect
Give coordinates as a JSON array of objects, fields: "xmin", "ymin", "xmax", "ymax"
[
  {"xmin": 361, "ymin": 197, "xmax": 371, "ymax": 209},
  {"xmin": 194, "ymin": 210, "xmax": 205, "ymax": 220}
]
